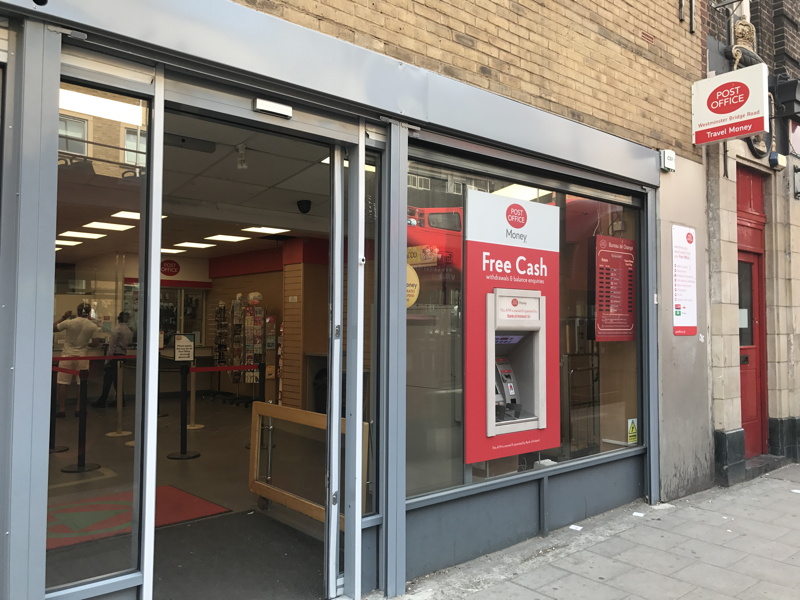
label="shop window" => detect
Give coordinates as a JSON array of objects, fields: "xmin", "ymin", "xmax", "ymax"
[
  {"xmin": 406, "ymin": 159, "xmax": 642, "ymax": 498},
  {"xmin": 58, "ymin": 115, "xmax": 87, "ymax": 155}
]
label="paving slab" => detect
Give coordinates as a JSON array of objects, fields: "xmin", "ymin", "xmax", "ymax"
[{"xmin": 670, "ymin": 562, "xmax": 757, "ymax": 596}]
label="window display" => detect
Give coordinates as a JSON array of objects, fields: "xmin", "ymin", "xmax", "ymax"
[{"xmin": 406, "ymin": 159, "xmax": 642, "ymax": 497}]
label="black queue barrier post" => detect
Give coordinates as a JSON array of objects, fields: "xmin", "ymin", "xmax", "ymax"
[
  {"xmin": 62, "ymin": 370, "xmax": 100, "ymax": 473},
  {"xmin": 49, "ymin": 366, "xmax": 68, "ymax": 454},
  {"xmin": 167, "ymin": 364, "xmax": 200, "ymax": 460}
]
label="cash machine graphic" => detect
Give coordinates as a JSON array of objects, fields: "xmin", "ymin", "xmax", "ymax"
[
  {"xmin": 487, "ymin": 288, "xmax": 546, "ymax": 437},
  {"xmin": 464, "ymin": 189, "xmax": 560, "ymax": 463}
]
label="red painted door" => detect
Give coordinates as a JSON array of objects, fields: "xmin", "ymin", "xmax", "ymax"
[{"xmin": 738, "ymin": 252, "xmax": 766, "ymax": 458}]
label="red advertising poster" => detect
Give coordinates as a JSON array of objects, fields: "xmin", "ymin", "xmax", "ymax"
[
  {"xmin": 594, "ymin": 235, "xmax": 636, "ymax": 342},
  {"xmin": 464, "ymin": 190, "xmax": 560, "ymax": 464}
]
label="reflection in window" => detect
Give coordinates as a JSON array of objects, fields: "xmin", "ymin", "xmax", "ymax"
[
  {"xmin": 58, "ymin": 115, "xmax": 87, "ymax": 155},
  {"xmin": 47, "ymin": 82, "xmax": 148, "ymax": 589},
  {"xmin": 406, "ymin": 159, "xmax": 641, "ymax": 497},
  {"xmin": 124, "ymin": 127, "xmax": 147, "ymax": 167}
]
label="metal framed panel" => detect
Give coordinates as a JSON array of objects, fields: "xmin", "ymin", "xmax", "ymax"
[
  {"xmin": 164, "ymin": 73, "xmax": 360, "ymax": 147},
  {"xmin": 44, "ymin": 574, "xmax": 141, "ymax": 600},
  {"xmin": 379, "ymin": 119, "xmax": 408, "ymax": 598},
  {"xmin": 0, "ymin": 19, "xmax": 62, "ymax": 600},
  {"xmin": 0, "ymin": 0, "xmax": 658, "ymax": 186},
  {"xmin": 344, "ymin": 121, "xmax": 366, "ymax": 600},
  {"xmin": 135, "ymin": 63, "xmax": 165, "ymax": 600},
  {"xmin": 325, "ymin": 145, "xmax": 345, "ymax": 600},
  {"xmin": 60, "ymin": 43, "xmax": 155, "ymax": 95},
  {"xmin": 644, "ymin": 188, "xmax": 661, "ymax": 504},
  {"xmin": 405, "ymin": 454, "xmax": 644, "ymax": 580}
]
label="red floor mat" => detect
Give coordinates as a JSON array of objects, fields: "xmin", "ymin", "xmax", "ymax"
[{"xmin": 47, "ymin": 485, "xmax": 229, "ymax": 550}]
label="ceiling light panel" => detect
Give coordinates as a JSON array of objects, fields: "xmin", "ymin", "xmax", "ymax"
[
  {"xmin": 59, "ymin": 231, "xmax": 107, "ymax": 239},
  {"xmin": 161, "ymin": 248, "xmax": 186, "ymax": 254},
  {"xmin": 204, "ymin": 235, "xmax": 251, "ymax": 242},
  {"xmin": 84, "ymin": 221, "xmax": 136, "ymax": 231},
  {"xmin": 56, "ymin": 240, "xmax": 83, "ymax": 246},
  {"xmin": 242, "ymin": 227, "xmax": 290, "ymax": 235},
  {"xmin": 174, "ymin": 242, "xmax": 216, "ymax": 249}
]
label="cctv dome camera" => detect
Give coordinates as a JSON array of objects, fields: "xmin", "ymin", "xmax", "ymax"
[{"xmin": 297, "ymin": 199, "xmax": 312, "ymax": 214}]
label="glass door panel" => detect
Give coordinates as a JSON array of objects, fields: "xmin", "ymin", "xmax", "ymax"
[{"xmin": 46, "ymin": 82, "xmax": 148, "ymax": 589}]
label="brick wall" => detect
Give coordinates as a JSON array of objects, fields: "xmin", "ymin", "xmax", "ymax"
[
  {"xmin": 774, "ymin": 0, "xmax": 800, "ymax": 78},
  {"xmin": 233, "ymin": 0, "xmax": 705, "ymax": 160}
]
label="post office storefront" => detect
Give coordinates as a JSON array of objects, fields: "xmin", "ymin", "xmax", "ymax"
[{"xmin": 0, "ymin": 2, "xmax": 661, "ymax": 599}]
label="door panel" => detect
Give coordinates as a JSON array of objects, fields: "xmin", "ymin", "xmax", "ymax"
[{"xmin": 738, "ymin": 253, "xmax": 765, "ymax": 458}]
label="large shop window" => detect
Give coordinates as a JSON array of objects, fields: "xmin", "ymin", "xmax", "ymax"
[
  {"xmin": 406, "ymin": 160, "xmax": 641, "ymax": 497},
  {"xmin": 46, "ymin": 83, "xmax": 148, "ymax": 589}
]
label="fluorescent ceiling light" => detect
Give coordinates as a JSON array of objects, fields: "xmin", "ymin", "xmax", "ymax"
[
  {"xmin": 55, "ymin": 247, "xmax": 62, "ymax": 252},
  {"xmin": 492, "ymin": 184, "xmax": 551, "ymax": 202},
  {"xmin": 205, "ymin": 235, "xmax": 251, "ymax": 242},
  {"xmin": 56, "ymin": 240, "xmax": 82, "ymax": 246},
  {"xmin": 242, "ymin": 226, "xmax": 290, "ymax": 235},
  {"xmin": 59, "ymin": 89, "xmax": 144, "ymax": 126},
  {"xmin": 111, "ymin": 211, "xmax": 167, "ymax": 220},
  {"xmin": 320, "ymin": 157, "xmax": 376, "ymax": 172},
  {"xmin": 175, "ymin": 242, "xmax": 216, "ymax": 249},
  {"xmin": 161, "ymin": 248, "xmax": 186, "ymax": 254},
  {"xmin": 84, "ymin": 221, "xmax": 135, "ymax": 231},
  {"xmin": 59, "ymin": 231, "xmax": 107, "ymax": 239},
  {"xmin": 112, "ymin": 211, "xmax": 142, "ymax": 220}
]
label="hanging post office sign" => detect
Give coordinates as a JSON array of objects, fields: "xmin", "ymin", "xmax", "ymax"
[{"xmin": 691, "ymin": 63, "xmax": 768, "ymax": 145}]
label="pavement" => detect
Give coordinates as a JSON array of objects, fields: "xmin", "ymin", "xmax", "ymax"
[{"xmin": 380, "ymin": 463, "xmax": 800, "ymax": 600}]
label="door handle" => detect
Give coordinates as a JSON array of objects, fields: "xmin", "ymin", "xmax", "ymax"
[{"xmin": 740, "ymin": 355, "xmax": 749, "ymax": 365}]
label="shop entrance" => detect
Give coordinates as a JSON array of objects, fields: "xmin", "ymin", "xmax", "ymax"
[
  {"xmin": 150, "ymin": 110, "xmax": 378, "ymax": 599},
  {"xmin": 46, "ymin": 76, "xmax": 378, "ymax": 599}
]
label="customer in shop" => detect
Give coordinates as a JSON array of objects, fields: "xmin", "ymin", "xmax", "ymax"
[
  {"xmin": 92, "ymin": 311, "xmax": 133, "ymax": 408},
  {"xmin": 53, "ymin": 302, "xmax": 103, "ymax": 417}
]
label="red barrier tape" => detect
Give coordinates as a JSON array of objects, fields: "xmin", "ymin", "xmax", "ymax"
[
  {"xmin": 52, "ymin": 366, "xmax": 81, "ymax": 376},
  {"xmin": 190, "ymin": 364, "xmax": 260, "ymax": 373},
  {"xmin": 52, "ymin": 355, "xmax": 136, "ymax": 362}
]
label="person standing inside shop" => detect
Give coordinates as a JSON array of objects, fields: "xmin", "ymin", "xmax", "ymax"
[
  {"xmin": 53, "ymin": 302, "xmax": 103, "ymax": 417},
  {"xmin": 93, "ymin": 311, "xmax": 132, "ymax": 408}
]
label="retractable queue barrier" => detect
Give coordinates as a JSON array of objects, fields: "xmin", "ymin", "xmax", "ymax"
[
  {"xmin": 61, "ymin": 370, "xmax": 101, "ymax": 473},
  {"xmin": 104, "ymin": 355, "xmax": 136, "ymax": 439},
  {"xmin": 49, "ymin": 364, "xmax": 68, "ymax": 453},
  {"xmin": 176, "ymin": 363, "xmax": 266, "ymax": 455},
  {"xmin": 53, "ymin": 354, "xmax": 136, "ymax": 440}
]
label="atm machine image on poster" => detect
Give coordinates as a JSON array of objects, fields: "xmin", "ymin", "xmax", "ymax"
[{"xmin": 464, "ymin": 190, "xmax": 560, "ymax": 464}]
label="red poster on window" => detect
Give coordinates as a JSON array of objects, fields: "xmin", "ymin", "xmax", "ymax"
[{"xmin": 594, "ymin": 235, "xmax": 635, "ymax": 342}]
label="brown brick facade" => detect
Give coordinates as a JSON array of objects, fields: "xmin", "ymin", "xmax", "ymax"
[{"xmin": 233, "ymin": 0, "xmax": 705, "ymax": 160}]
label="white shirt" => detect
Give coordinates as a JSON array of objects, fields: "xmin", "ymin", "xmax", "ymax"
[{"xmin": 57, "ymin": 317, "xmax": 100, "ymax": 356}]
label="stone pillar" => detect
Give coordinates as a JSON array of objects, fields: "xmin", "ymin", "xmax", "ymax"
[{"xmin": 707, "ymin": 143, "xmax": 745, "ymax": 485}]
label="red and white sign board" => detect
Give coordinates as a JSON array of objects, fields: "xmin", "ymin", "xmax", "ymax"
[
  {"xmin": 594, "ymin": 235, "xmax": 636, "ymax": 342},
  {"xmin": 672, "ymin": 225, "xmax": 697, "ymax": 336},
  {"xmin": 692, "ymin": 64, "xmax": 768, "ymax": 145},
  {"xmin": 464, "ymin": 190, "xmax": 560, "ymax": 463}
]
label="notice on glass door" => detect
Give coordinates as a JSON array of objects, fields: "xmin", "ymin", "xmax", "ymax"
[{"xmin": 672, "ymin": 225, "xmax": 697, "ymax": 336}]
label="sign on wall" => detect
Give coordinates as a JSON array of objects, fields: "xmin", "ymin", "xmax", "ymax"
[
  {"xmin": 464, "ymin": 190, "xmax": 560, "ymax": 464},
  {"xmin": 672, "ymin": 225, "xmax": 697, "ymax": 336},
  {"xmin": 594, "ymin": 235, "xmax": 636, "ymax": 342},
  {"xmin": 691, "ymin": 63, "xmax": 768, "ymax": 145}
]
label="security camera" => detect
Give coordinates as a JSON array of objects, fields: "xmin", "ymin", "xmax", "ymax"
[{"xmin": 297, "ymin": 199, "xmax": 312, "ymax": 214}]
